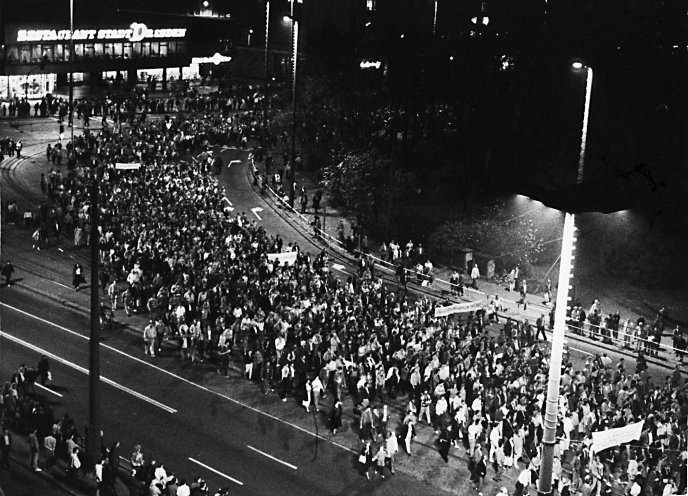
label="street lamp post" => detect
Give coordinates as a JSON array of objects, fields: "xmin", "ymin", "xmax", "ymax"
[
  {"xmin": 538, "ymin": 62, "xmax": 593, "ymax": 496},
  {"xmin": 285, "ymin": 2, "xmax": 301, "ymax": 207},
  {"xmin": 69, "ymin": 0, "xmax": 74, "ymax": 144},
  {"xmin": 262, "ymin": 0, "xmax": 270, "ymax": 131},
  {"xmin": 433, "ymin": 0, "xmax": 438, "ymax": 36},
  {"xmin": 70, "ymin": 0, "xmax": 101, "ymax": 461}
]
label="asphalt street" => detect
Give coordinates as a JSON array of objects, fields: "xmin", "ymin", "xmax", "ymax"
[{"xmin": 0, "ymin": 287, "xmax": 456, "ymax": 496}]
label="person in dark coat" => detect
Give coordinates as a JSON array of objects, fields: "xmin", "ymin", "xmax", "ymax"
[
  {"xmin": 37, "ymin": 355, "xmax": 50, "ymax": 385},
  {"xmin": 439, "ymin": 425, "xmax": 452, "ymax": 463},
  {"xmin": 359, "ymin": 440, "xmax": 373, "ymax": 480},
  {"xmin": 2, "ymin": 260, "xmax": 14, "ymax": 286},
  {"xmin": 1, "ymin": 427, "xmax": 11, "ymax": 469},
  {"xmin": 330, "ymin": 400, "xmax": 343, "ymax": 435}
]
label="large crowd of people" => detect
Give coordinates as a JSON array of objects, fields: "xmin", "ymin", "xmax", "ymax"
[{"xmin": 3, "ymin": 84, "xmax": 687, "ymax": 496}]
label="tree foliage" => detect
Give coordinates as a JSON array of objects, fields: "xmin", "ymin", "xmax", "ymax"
[
  {"xmin": 321, "ymin": 150, "xmax": 391, "ymax": 226},
  {"xmin": 427, "ymin": 199, "xmax": 548, "ymax": 272}
]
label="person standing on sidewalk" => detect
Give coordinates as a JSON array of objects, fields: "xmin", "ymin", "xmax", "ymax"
[
  {"xmin": 72, "ymin": 263, "xmax": 85, "ymax": 290},
  {"xmin": 28, "ymin": 427, "xmax": 41, "ymax": 472},
  {"xmin": 144, "ymin": 320, "xmax": 157, "ymax": 357},
  {"xmin": 470, "ymin": 263, "xmax": 480, "ymax": 289},
  {"xmin": 1, "ymin": 427, "xmax": 11, "ymax": 470}
]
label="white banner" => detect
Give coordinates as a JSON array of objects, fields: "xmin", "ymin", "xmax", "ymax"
[
  {"xmin": 115, "ymin": 162, "xmax": 141, "ymax": 170},
  {"xmin": 267, "ymin": 251, "xmax": 298, "ymax": 266},
  {"xmin": 434, "ymin": 300, "xmax": 483, "ymax": 318},
  {"xmin": 591, "ymin": 421, "xmax": 644, "ymax": 453}
]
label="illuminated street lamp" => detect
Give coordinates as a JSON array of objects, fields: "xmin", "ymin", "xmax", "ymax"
[
  {"xmin": 538, "ymin": 62, "xmax": 593, "ymax": 496},
  {"xmin": 284, "ymin": 1, "xmax": 302, "ymax": 207}
]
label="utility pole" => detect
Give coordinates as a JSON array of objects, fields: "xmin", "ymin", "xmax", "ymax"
[
  {"xmin": 538, "ymin": 64, "xmax": 592, "ymax": 496},
  {"xmin": 263, "ymin": 0, "xmax": 270, "ymax": 131},
  {"xmin": 69, "ymin": 0, "xmax": 75, "ymax": 144},
  {"xmin": 88, "ymin": 169, "xmax": 101, "ymax": 461}
]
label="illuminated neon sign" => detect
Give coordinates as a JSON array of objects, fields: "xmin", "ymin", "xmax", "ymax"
[
  {"xmin": 192, "ymin": 53, "xmax": 232, "ymax": 65},
  {"xmin": 16, "ymin": 23, "xmax": 187, "ymax": 43}
]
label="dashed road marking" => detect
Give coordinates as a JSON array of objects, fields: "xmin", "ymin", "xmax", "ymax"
[
  {"xmin": 188, "ymin": 457, "xmax": 244, "ymax": 485},
  {"xmin": 247, "ymin": 445, "xmax": 297, "ymax": 470}
]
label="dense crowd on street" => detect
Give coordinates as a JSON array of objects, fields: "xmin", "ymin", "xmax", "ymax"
[
  {"xmin": 3, "ymin": 84, "xmax": 688, "ymax": 496},
  {"xmin": 1, "ymin": 358, "xmax": 231, "ymax": 495}
]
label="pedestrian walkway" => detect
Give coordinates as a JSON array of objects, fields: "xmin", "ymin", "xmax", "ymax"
[{"xmin": 249, "ymin": 150, "xmax": 685, "ymax": 373}]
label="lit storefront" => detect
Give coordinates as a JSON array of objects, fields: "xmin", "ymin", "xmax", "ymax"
[{"xmin": 1, "ymin": 21, "xmax": 193, "ymax": 99}]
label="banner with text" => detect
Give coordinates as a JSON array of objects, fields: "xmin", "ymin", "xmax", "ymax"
[
  {"xmin": 267, "ymin": 251, "xmax": 298, "ymax": 266},
  {"xmin": 434, "ymin": 300, "xmax": 483, "ymax": 318},
  {"xmin": 591, "ymin": 421, "xmax": 644, "ymax": 453},
  {"xmin": 115, "ymin": 162, "xmax": 141, "ymax": 170}
]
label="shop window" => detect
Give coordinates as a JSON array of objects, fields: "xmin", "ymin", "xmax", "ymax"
[
  {"xmin": 30, "ymin": 44, "xmax": 42, "ymax": 63},
  {"xmin": 176, "ymin": 41, "xmax": 186, "ymax": 54},
  {"xmin": 103, "ymin": 43, "xmax": 113, "ymax": 59},
  {"xmin": 74, "ymin": 43, "xmax": 84, "ymax": 60},
  {"xmin": 84, "ymin": 43, "xmax": 95, "ymax": 59},
  {"xmin": 42, "ymin": 46, "xmax": 54, "ymax": 63},
  {"xmin": 123, "ymin": 42, "xmax": 132, "ymax": 59},
  {"xmin": 20, "ymin": 46, "xmax": 31, "ymax": 64},
  {"xmin": 158, "ymin": 42, "xmax": 168, "ymax": 57},
  {"xmin": 6, "ymin": 46, "xmax": 19, "ymax": 64},
  {"xmin": 141, "ymin": 42, "xmax": 151, "ymax": 57},
  {"xmin": 132, "ymin": 42, "xmax": 142, "ymax": 58},
  {"xmin": 93, "ymin": 43, "xmax": 103, "ymax": 58},
  {"xmin": 366, "ymin": 0, "xmax": 376, "ymax": 11}
]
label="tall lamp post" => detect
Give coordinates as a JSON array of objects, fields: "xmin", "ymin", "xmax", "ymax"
[
  {"xmin": 538, "ymin": 61, "xmax": 593, "ymax": 496},
  {"xmin": 284, "ymin": 0, "xmax": 301, "ymax": 207},
  {"xmin": 70, "ymin": 0, "xmax": 102, "ymax": 461},
  {"xmin": 433, "ymin": 0, "xmax": 438, "ymax": 36},
  {"xmin": 263, "ymin": 0, "xmax": 270, "ymax": 130},
  {"xmin": 69, "ymin": 0, "xmax": 74, "ymax": 143}
]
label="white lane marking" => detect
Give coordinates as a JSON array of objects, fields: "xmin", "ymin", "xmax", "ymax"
[
  {"xmin": 0, "ymin": 331, "xmax": 177, "ymax": 414},
  {"xmin": 246, "ymin": 445, "xmax": 297, "ymax": 470},
  {"xmin": 222, "ymin": 196, "xmax": 233, "ymax": 206},
  {"xmin": 0, "ymin": 303, "xmax": 357, "ymax": 454},
  {"xmin": 251, "ymin": 207, "xmax": 263, "ymax": 221},
  {"xmin": 570, "ymin": 346, "xmax": 593, "ymax": 356},
  {"xmin": 228, "ymin": 160, "xmax": 241, "ymax": 168},
  {"xmin": 188, "ymin": 458, "xmax": 244, "ymax": 486},
  {"xmin": 35, "ymin": 383, "xmax": 63, "ymax": 397},
  {"xmin": 53, "ymin": 281, "xmax": 72, "ymax": 290}
]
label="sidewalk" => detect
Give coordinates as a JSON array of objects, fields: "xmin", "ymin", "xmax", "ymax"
[
  {"xmin": 0, "ymin": 429, "xmax": 97, "ymax": 496},
  {"xmin": 251, "ymin": 150, "xmax": 685, "ymax": 373}
]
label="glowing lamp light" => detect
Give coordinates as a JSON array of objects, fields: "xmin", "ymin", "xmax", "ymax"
[
  {"xmin": 203, "ymin": 0, "xmax": 209, "ymax": 7},
  {"xmin": 359, "ymin": 60, "xmax": 382, "ymax": 69},
  {"xmin": 191, "ymin": 52, "xmax": 232, "ymax": 65},
  {"xmin": 572, "ymin": 61, "xmax": 584, "ymax": 70}
]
